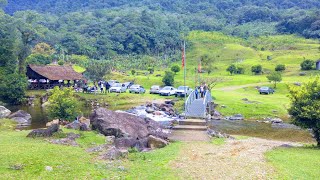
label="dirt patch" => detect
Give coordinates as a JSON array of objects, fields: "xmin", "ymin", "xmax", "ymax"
[
  {"xmin": 169, "ymin": 130, "xmax": 210, "ymax": 142},
  {"xmin": 171, "ymin": 138, "xmax": 300, "ymax": 179}
]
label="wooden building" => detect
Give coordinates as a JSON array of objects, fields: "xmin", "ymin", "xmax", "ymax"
[{"xmin": 26, "ymin": 65, "xmax": 84, "ymax": 90}]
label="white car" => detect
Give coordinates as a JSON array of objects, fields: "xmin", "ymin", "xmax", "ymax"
[
  {"xmin": 107, "ymin": 80, "xmax": 119, "ymax": 86},
  {"xmin": 175, "ymin": 86, "xmax": 193, "ymax": 97},
  {"xmin": 159, "ymin": 86, "xmax": 176, "ymax": 96},
  {"xmin": 109, "ymin": 83, "xmax": 127, "ymax": 93}
]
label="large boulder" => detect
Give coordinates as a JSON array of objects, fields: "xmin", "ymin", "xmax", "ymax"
[
  {"xmin": 147, "ymin": 135, "xmax": 168, "ymax": 149},
  {"xmin": 0, "ymin": 106, "xmax": 11, "ymax": 119},
  {"xmin": 90, "ymin": 108, "xmax": 168, "ymax": 150},
  {"xmin": 27, "ymin": 124, "xmax": 59, "ymax": 138},
  {"xmin": 8, "ymin": 110, "xmax": 31, "ymax": 126}
]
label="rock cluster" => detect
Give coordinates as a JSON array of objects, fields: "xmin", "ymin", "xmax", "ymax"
[
  {"xmin": 207, "ymin": 129, "xmax": 233, "ymax": 139},
  {"xmin": 226, "ymin": 114, "xmax": 244, "ymax": 121},
  {"xmin": 8, "ymin": 110, "xmax": 32, "ymax": 127},
  {"xmin": 90, "ymin": 108, "xmax": 169, "ymax": 151},
  {"xmin": 27, "ymin": 124, "xmax": 59, "ymax": 137}
]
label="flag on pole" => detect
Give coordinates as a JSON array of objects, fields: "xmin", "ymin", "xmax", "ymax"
[
  {"xmin": 198, "ymin": 61, "xmax": 201, "ymax": 73},
  {"xmin": 181, "ymin": 47, "xmax": 185, "ymax": 68}
]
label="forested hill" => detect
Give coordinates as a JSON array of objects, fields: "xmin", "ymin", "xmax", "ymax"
[{"xmin": 1, "ymin": 0, "xmax": 320, "ymax": 60}]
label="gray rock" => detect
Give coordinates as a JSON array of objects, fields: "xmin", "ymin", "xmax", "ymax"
[
  {"xmin": 207, "ymin": 129, "xmax": 232, "ymax": 139},
  {"xmin": 0, "ymin": 106, "xmax": 11, "ymax": 118},
  {"xmin": 66, "ymin": 122, "xmax": 81, "ymax": 130},
  {"xmin": 45, "ymin": 166, "xmax": 53, "ymax": 171},
  {"xmin": 27, "ymin": 124, "xmax": 59, "ymax": 138},
  {"xmin": 271, "ymin": 118, "xmax": 283, "ymax": 124},
  {"xmin": 147, "ymin": 135, "xmax": 168, "ymax": 149},
  {"xmin": 294, "ymin": 82, "xmax": 302, "ymax": 86},
  {"xmin": 101, "ymin": 146, "xmax": 129, "ymax": 160},
  {"xmin": 229, "ymin": 114, "xmax": 244, "ymax": 120},
  {"xmin": 145, "ymin": 108, "xmax": 155, "ymax": 114},
  {"xmin": 105, "ymin": 136, "xmax": 115, "ymax": 144},
  {"xmin": 8, "ymin": 110, "xmax": 31, "ymax": 126}
]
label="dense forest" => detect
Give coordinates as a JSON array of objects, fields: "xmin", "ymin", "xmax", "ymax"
[{"xmin": 2, "ymin": 0, "xmax": 320, "ymax": 59}]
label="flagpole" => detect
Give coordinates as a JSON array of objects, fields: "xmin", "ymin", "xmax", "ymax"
[{"xmin": 183, "ymin": 41, "xmax": 186, "ymax": 120}]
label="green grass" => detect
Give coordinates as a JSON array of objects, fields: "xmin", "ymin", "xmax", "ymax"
[
  {"xmin": 266, "ymin": 147, "xmax": 320, "ymax": 179},
  {"xmin": 72, "ymin": 65, "xmax": 86, "ymax": 73},
  {"xmin": 211, "ymin": 138, "xmax": 226, "ymax": 145},
  {"xmin": 0, "ymin": 120, "xmax": 183, "ymax": 179}
]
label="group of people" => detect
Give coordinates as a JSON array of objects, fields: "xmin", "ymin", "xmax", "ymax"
[
  {"xmin": 194, "ymin": 83, "xmax": 208, "ymax": 99},
  {"xmin": 81, "ymin": 80, "xmax": 111, "ymax": 94}
]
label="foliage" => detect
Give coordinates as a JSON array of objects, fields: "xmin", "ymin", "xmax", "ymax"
[
  {"xmin": 84, "ymin": 60, "xmax": 111, "ymax": 82},
  {"xmin": 57, "ymin": 60, "xmax": 64, "ymax": 65},
  {"xmin": 147, "ymin": 67, "xmax": 154, "ymax": 74},
  {"xmin": 47, "ymin": 87, "xmax": 80, "ymax": 121},
  {"xmin": 32, "ymin": 43, "xmax": 55, "ymax": 55},
  {"xmin": 170, "ymin": 64, "xmax": 180, "ymax": 74},
  {"xmin": 300, "ymin": 59, "xmax": 315, "ymax": 70},
  {"xmin": 0, "ymin": 119, "xmax": 17, "ymax": 131},
  {"xmin": 162, "ymin": 71, "xmax": 174, "ymax": 86},
  {"xmin": 131, "ymin": 69, "xmax": 136, "ymax": 76},
  {"xmin": 266, "ymin": 72, "xmax": 282, "ymax": 88},
  {"xmin": 0, "ymin": 73, "xmax": 27, "ymax": 104},
  {"xmin": 26, "ymin": 53, "xmax": 51, "ymax": 65},
  {"xmin": 226, "ymin": 64, "xmax": 237, "ymax": 75},
  {"xmin": 251, "ymin": 65, "xmax": 262, "ymax": 74},
  {"xmin": 288, "ymin": 77, "xmax": 320, "ymax": 146},
  {"xmin": 275, "ymin": 64, "xmax": 286, "ymax": 72}
]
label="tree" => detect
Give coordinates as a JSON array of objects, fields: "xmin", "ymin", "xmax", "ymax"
[
  {"xmin": 288, "ymin": 77, "xmax": 320, "ymax": 146},
  {"xmin": 226, "ymin": 64, "xmax": 237, "ymax": 75},
  {"xmin": 0, "ymin": 73, "xmax": 28, "ymax": 104},
  {"xmin": 47, "ymin": 87, "xmax": 80, "ymax": 121},
  {"xmin": 32, "ymin": 42, "xmax": 55, "ymax": 55},
  {"xmin": 300, "ymin": 60, "xmax": 315, "ymax": 70},
  {"xmin": 266, "ymin": 72, "xmax": 282, "ymax": 88},
  {"xmin": 162, "ymin": 71, "xmax": 174, "ymax": 86},
  {"xmin": 171, "ymin": 64, "xmax": 180, "ymax": 75},
  {"xmin": 251, "ymin": 65, "xmax": 262, "ymax": 74},
  {"xmin": 26, "ymin": 54, "xmax": 51, "ymax": 65},
  {"xmin": 131, "ymin": 69, "xmax": 136, "ymax": 76},
  {"xmin": 275, "ymin": 64, "xmax": 286, "ymax": 72},
  {"xmin": 84, "ymin": 61, "xmax": 111, "ymax": 83}
]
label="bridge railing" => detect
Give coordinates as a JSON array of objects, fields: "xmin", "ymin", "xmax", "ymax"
[
  {"xmin": 203, "ymin": 90, "xmax": 213, "ymax": 117},
  {"xmin": 185, "ymin": 90, "xmax": 196, "ymax": 114}
]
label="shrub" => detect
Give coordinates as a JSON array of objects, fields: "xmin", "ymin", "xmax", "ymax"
[
  {"xmin": 131, "ymin": 69, "xmax": 136, "ymax": 76},
  {"xmin": 0, "ymin": 73, "xmax": 28, "ymax": 105},
  {"xmin": 147, "ymin": 67, "xmax": 154, "ymax": 74},
  {"xmin": 171, "ymin": 64, "xmax": 180, "ymax": 74},
  {"xmin": 251, "ymin": 65, "xmax": 262, "ymax": 74},
  {"xmin": 267, "ymin": 56, "xmax": 272, "ymax": 60},
  {"xmin": 236, "ymin": 67, "xmax": 245, "ymax": 74},
  {"xmin": 47, "ymin": 87, "xmax": 81, "ymax": 121},
  {"xmin": 58, "ymin": 60, "xmax": 64, "ymax": 66},
  {"xmin": 162, "ymin": 71, "xmax": 174, "ymax": 86},
  {"xmin": 275, "ymin": 64, "xmax": 286, "ymax": 72},
  {"xmin": 226, "ymin": 64, "xmax": 237, "ymax": 75},
  {"xmin": 288, "ymin": 77, "xmax": 320, "ymax": 146},
  {"xmin": 300, "ymin": 60, "xmax": 314, "ymax": 70}
]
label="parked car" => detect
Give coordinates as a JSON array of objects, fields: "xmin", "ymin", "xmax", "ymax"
[
  {"xmin": 107, "ymin": 80, "xmax": 119, "ymax": 86},
  {"xmin": 259, "ymin": 86, "xmax": 275, "ymax": 94},
  {"xmin": 129, "ymin": 85, "xmax": 145, "ymax": 94},
  {"xmin": 159, "ymin": 86, "xmax": 176, "ymax": 96},
  {"xmin": 175, "ymin": 86, "xmax": 193, "ymax": 97},
  {"xmin": 109, "ymin": 83, "xmax": 127, "ymax": 93},
  {"xmin": 150, "ymin": 85, "xmax": 161, "ymax": 94}
]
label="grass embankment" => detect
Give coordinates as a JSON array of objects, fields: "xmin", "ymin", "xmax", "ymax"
[
  {"xmin": 266, "ymin": 147, "xmax": 320, "ymax": 179},
  {"xmin": 0, "ymin": 119, "xmax": 182, "ymax": 179}
]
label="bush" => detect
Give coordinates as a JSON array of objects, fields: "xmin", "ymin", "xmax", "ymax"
[
  {"xmin": 131, "ymin": 69, "xmax": 136, "ymax": 76},
  {"xmin": 47, "ymin": 87, "xmax": 80, "ymax": 121},
  {"xmin": 26, "ymin": 54, "xmax": 51, "ymax": 65},
  {"xmin": 288, "ymin": 77, "xmax": 320, "ymax": 146},
  {"xmin": 226, "ymin": 64, "xmax": 237, "ymax": 75},
  {"xmin": 147, "ymin": 67, "xmax": 154, "ymax": 74},
  {"xmin": 251, "ymin": 65, "xmax": 262, "ymax": 74},
  {"xmin": 236, "ymin": 67, "xmax": 245, "ymax": 74},
  {"xmin": 162, "ymin": 71, "xmax": 174, "ymax": 86},
  {"xmin": 171, "ymin": 64, "xmax": 180, "ymax": 74},
  {"xmin": 0, "ymin": 73, "xmax": 28, "ymax": 105},
  {"xmin": 300, "ymin": 60, "xmax": 315, "ymax": 70},
  {"xmin": 58, "ymin": 60, "xmax": 64, "ymax": 66},
  {"xmin": 275, "ymin": 64, "xmax": 286, "ymax": 72}
]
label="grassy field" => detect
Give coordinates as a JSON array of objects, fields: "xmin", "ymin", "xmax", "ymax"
[
  {"xmin": 0, "ymin": 119, "xmax": 182, "ymax": 179},
  {"xmin": 266, "ymin": 146, "xmax": 320, "ymax": 179}
]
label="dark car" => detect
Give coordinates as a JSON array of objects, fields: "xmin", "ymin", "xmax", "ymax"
[{"xmin": 259, "ymin": 86, "xmax": 275, "ymax": 94}]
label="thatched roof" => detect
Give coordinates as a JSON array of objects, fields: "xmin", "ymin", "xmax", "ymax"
[{"xmin": 27, "ymin": 65, "xmax": 84, "ymax": 80}]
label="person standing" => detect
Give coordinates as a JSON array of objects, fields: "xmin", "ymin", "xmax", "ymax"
[
  {"xmin": 203, "ymin": 83, "xmax": 208, "ymax": 97},
  {"xmin": 200, "ymin": 85, "xmax": 204, "ymax": 98},
  {"xmin": 105, "ymin": 82, "xmax": 110, "ymax": 93},
  {"xmin": 195, "ymin": 86, "xmax": 199, "ymax": 99},
  {"xmin": 100, "ymin": 81, "xmax": 104, "ymax": 93}
]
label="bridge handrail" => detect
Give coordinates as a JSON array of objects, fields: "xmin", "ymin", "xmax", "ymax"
[
  {"xmin": 202, "ymin": 90, "xmax": 213, "ymax": 117},
  {"xmin": 185, "ymin": 90, "xmax": 196, "ymax": 113}
]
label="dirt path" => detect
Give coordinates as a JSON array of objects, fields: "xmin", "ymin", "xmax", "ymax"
[{"xmin": 171, "ymin": 138, "xmax": 300, "ymax": 179}]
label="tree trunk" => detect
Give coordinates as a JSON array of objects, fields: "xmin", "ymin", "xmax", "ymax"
[{"xmin": 312, "ymin": 129, "xmax": 320, "ymax": 147}]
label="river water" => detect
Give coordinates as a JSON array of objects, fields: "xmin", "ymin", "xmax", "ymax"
[{"xmin": 7, "ymin": 104, "xmax": 314, "ymax": 143}]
